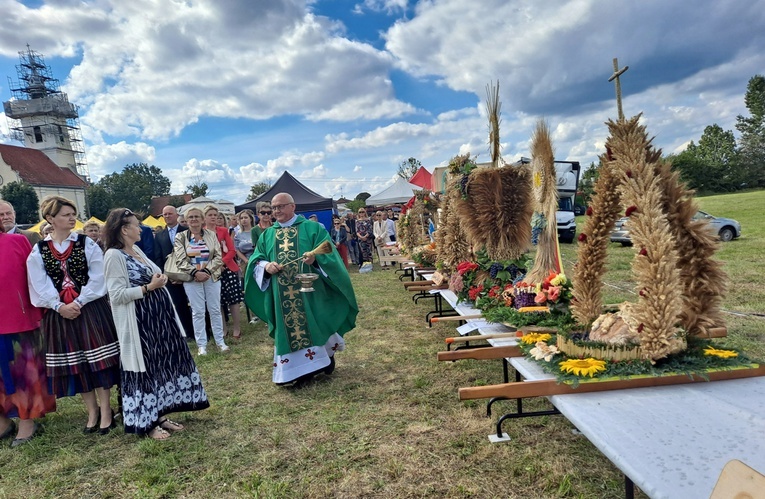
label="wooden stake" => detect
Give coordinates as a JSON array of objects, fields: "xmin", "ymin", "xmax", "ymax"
[
  {"xmin": 431, "ymin": 314, "xmax": 483, "ymax": 322},
  {"xmin": 437, "ymin": 345, "xmax": 523, "ymax": 362},
  {"xmin": 446, "ymin": 331, "xmax": 519, "ymax": 343},
  {"xmin": 458, "ymin": 364, "xmax": 765, "ymax": 400}
]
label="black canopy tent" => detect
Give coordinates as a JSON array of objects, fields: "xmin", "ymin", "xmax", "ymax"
[{"xmin": 236, "ymin": 171, "xmax": 336, "ymax": 227}]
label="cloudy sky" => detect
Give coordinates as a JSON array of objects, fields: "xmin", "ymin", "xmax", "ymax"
[{"xmin": 1, "ymin": 0, "xmax": 763, "ymax": 203}]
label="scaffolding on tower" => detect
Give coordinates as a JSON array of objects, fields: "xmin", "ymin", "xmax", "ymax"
[{"xmin": 3, "ymin": 46, "xmax": 90, "ymax": 180}]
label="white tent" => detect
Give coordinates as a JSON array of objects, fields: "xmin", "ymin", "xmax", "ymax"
[
  {"xmin": 178, "ymin": 196, "xmax": 218, "ymax": 214},
  {"xmin": 215, "ymin": 199, "xmax": 236, "ymax": 215},
  {"xmin": 366, "ymin": 177, "xmax": 419, "ymax": 206}
]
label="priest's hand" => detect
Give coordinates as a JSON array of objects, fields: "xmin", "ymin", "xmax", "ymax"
[
  {"xmin": 302, "ymin": 252, "xmax": 316, "ymax": 266},
  {"xmin": 265, "ymin": 261, "xmax": 282, "ymax": 274}
]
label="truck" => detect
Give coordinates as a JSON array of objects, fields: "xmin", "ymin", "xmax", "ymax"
[{"xmin": 515, "ymin": 158, "xmax": 581, "ymax": 244}]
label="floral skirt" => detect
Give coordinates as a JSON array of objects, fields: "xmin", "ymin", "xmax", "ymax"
[
  {"xmin": 0, "ymin": 329, "xmax": 56, "ymax": 419},
  {"xmin": 121, "ymin": 286, "xmax": 209, "ymax": 435}
]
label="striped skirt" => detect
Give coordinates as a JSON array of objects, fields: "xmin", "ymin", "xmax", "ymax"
[{"xmin": 41, "ymin": 296, "xmax": 120, "ymax": 398}]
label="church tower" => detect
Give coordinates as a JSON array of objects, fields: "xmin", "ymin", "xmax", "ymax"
[{"xmin": 3, "ymin": 46, "xmax": 89, "ymax": 179}]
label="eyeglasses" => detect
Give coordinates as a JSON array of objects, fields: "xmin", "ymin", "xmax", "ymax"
[
  {"xmin": 271, "ymin": 203, "xmax": 293, "ymax": 211},
  {"xmin": 259, "ymin": 210, "xmax": 272, "ymax": 215}
]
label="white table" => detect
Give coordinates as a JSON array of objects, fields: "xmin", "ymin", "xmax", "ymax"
[
  {"xmin": 510, "ymin": 357, "xmax": 765, "ymax": 498},
  {"xmin": 437, "ymin": 290, "xmax": 765, "ymax": 497}
]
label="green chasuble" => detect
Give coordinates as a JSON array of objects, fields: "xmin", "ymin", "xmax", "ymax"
[{"xmin": 244, "ymin": 216, "xmax": 358, "ymax": 356}]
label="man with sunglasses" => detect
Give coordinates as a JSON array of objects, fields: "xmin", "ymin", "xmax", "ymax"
[{"xmin": 244, "ymin": 193, "xmax": 358, "ymax": 387}]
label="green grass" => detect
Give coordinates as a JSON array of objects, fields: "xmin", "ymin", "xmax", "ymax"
[{"xmin": 1, "ymin": 190, "xmax": 762, "ymax": 498}]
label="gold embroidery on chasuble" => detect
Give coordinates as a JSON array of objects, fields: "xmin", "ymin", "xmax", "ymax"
[{"xmin": 275, "ymin": 226, "xmax": 311, "ymax": 351}]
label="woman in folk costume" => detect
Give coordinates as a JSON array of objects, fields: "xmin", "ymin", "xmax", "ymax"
[
  {"xmin": 355, "ymin": 209, "xmax": 373, "ymax": 266},
  {"xmin": 0, "ymin": 225, "xmax": 56, "ymax": 447},
  {"xmin": 102, "ymin": 209, "xmax": 209, "ymax": 440},
  {"xmin": 27, "ymin": 196, "xmax": 120, "ymax": 435}
]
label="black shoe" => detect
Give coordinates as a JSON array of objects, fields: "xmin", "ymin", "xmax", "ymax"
[
  {"xmin": 98, "ymin": 410, "xmax": 117, "ymax": 435},
  {"xmin": 11, "ymin": 422, "xmax": 41, "ymax": 448},
  {"xmin": 83, "ymin": 413, "xmax": 101, "ymax": 434},
  {"xmin": 0, "ymin": 420, "xmax": 16, "ymax": 440},
  {"xmin": 292, "ymin": 372, "xmax": 315, "ymax": 389},
  {"xmin": 324, "ymin": 356, "xmax": 336, "ymax": 375}
]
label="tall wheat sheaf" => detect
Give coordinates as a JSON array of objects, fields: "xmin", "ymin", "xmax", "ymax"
[
  {"xmin": 435, "ymin": 176, "xmax": 471, "ymax": 271},
  {"xmin": 572, "ymin": 116, "xmax": 728, "ymax": 358},
  {"xmin": 525, "ymin": 121, "xmax": 562, "ymax": 284},
  {"xmin": 454, "ymin": 165, "xmax": 533, "ymax": 261}
]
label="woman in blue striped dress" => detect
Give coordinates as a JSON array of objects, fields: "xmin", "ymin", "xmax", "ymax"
[{"xmin": 103, "ymin": 208, "xmax": 209, "ymax": 440}]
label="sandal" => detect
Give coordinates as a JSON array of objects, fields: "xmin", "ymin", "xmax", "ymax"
[
  {"xmin": 148, "ymin": 426, "xmax": 171, "ymax": 440},
  {"xmin": 158, "ymin": 417, "xmax": 185, "ymax": 432}
]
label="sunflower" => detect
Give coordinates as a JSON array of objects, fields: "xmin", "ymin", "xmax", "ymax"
[
  {"xmin": 703, "ymin": 346, "xmax": 738, "ymax": 359},
  {"xmin": 559, "ymin": 358, "xmax": 607, "ymax": 377},
  {"xmin": 520, "ymin": 333, "xmax": 552, "ymax": 345}
]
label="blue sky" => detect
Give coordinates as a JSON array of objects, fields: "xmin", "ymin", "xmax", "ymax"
[{"xmin": 1, "ymin": 0, "xmax": 764, "ymax": 204}]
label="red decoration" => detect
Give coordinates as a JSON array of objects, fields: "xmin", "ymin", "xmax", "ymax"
[
  {"xmin": 639, "ymin": 247, "xmax": 648, "ymax": 256},
  {"xmin": 637, "ymin": 324, "xmax": 644, "ymax": 333},
  {"xmin": 625, "ymin": 205, "xmax": 638, "ymax": 217},
  {"xmin": 585, "ymin": 206, "xmax": 593, "ymax": 216},
  {"xmin": 625, "ymin": 170, "xmax": 633, "ymax": 178},
  {"xmin": 578, "ymin": 233, "xmax": 587, "ymax": 242}
]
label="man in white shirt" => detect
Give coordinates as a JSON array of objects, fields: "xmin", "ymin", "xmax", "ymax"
[{"xmin": 152, "ymin": 205, "xmax": 193, "ymax": 336}]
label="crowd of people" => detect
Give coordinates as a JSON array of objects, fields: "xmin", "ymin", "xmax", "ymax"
[{"xmin": 0, "ymin": 192, "xmax": 361, "ymax": 446}]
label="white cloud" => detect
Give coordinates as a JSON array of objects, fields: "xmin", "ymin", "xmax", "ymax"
[
  {"xmin": 0, "ymin": 0, "xmax": 417, "ymax": 141},
  {"xmin": 298, "ymin": 164, "xmax": 328, "ymax": 179},
  {"xmin": 353, "ymin": 165, "xmax": 362, "ymax": 172},
  {"xmin": 353, "ymin": 0, "xmax": 408, "ymax": 15},
  {"xmin": 86, "ymin": 141, "xmax": 156, "ymax": 179}
]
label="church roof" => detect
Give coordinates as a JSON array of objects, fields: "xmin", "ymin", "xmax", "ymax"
[{"xmin": 0, "ymin": 143, "xmax": 87, "ymax": 188}]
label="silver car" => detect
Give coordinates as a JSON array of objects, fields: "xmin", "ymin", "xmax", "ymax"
[{"xmin": 610, "ymin": 211, "xmax": 741, "ymax": 246}]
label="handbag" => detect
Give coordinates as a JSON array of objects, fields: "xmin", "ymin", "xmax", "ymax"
[{"xmin": 164, "ymin": 252, "xmax": 192, "ymax": 282}]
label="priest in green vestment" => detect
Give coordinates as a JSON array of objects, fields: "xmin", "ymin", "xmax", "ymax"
[{"xmin": 244, "ymin": 193, "xmax": 358, "ymax": 385}]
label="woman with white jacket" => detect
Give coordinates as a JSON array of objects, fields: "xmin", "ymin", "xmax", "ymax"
[
  {"xmin": 372, "ymin": 210, "xmax": 391, "ymax": 269},
  {"xmin": 103, "ymin": 208, "xmax": 209, "ymax": 440}
]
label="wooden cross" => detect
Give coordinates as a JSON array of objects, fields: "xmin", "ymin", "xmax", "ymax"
[{"xmin": 608, "ymin": 57, "xmax": 629, "ymax": 120}]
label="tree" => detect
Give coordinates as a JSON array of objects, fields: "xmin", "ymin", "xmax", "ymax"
[
  {"xmin": 167, "ymin": 194, "xmax": 187, "ymax": 207},
  {"xmin": 355, "ymin": 192, "xmax": 371, "ymax": 201},
  {"xmin": 97, "ymin": 163, "xmax": 171, "ymax": 212},
  {"xmin": 670, "ymin": 150, "xmax": 708, "ymax": 192},
  {"xmin": 397, "ymin": 157, "xmax": 422, "ymax": 180},
  {"xmin": 736, "ymin": 74, "xmax": 765, "ymax": 188},
  {"xmin": 676, "ymin": 125, "xmax": 741, "ymax": 192},
  {"xmin": 577, "ymin": 162, "xmax": 602, "ymax": 205},
  {"xmin": 346, "ymin": 199, "xmax": 366, "ymax": 213},
  {"xmin": 86, "ymin": 184, "xmax": 113, "ymax": 220},
  {"xmin": 0, "ymin": 181, "xmax": 39, "ymax": 223},
  {"xmin": 246, "ymin": 181, "xmax": 271, "ymax": 201},
  {"xmin": 185, "ymin": 178, "xmax": 209, "ymax": 198}
]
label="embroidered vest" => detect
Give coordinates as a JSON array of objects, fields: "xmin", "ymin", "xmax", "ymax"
[{"xmin": 38, "ymin": 234, "xmax": 90, "ymax": 293}]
